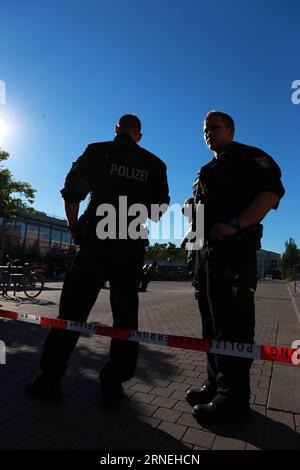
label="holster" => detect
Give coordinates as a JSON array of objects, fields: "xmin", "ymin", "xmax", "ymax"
[
  {"xmin": 71, "ymin": 213, "xmax": 91, "ymax": 245},
  {"xmin": 232, "ymin": 223, "xmax": 263, "ymax": 250}
]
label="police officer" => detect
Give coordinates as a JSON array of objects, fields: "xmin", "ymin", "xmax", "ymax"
[
  {"xmin": 27, "ymin": 114, "xmax": 170, "ymax": 409},
  {"xmin": 185, "ymin": 111, "xmax": 285, "ymax": 421}
]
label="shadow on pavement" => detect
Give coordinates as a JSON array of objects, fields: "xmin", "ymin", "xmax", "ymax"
[
  {"xmin": 0, "ymin": 318, "xmax": 190, "ymax": 450},
  {"xmin": 198, "ymin": 408, "xmax": 299, "ymax": 450},
  {"xmin": 0, "ymin": 295, "xmax": 56, "ymax": 306},
  {"xmin": 1, "ymin": 310, "xmax": 299, "ymax": 450}
]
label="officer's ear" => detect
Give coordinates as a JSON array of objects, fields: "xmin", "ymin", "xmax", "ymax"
[
  {"xmin": 115, "ymin": 124, "xmax": 121, "ymax": 135},
  {"xmin": 227, "ymin": 125, "xmax": 234, "ymax": 141},
  {"xmin": 136, "ymin": 132, "xmax": 142, "ymax": 143}
]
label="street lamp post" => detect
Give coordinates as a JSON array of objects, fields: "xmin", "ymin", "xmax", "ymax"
[{"xmin": 293, "ymin": 263, "xmax": 300, "ymax": 293}]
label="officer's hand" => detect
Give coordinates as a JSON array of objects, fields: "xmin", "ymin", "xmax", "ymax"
[
  {"xmin": 182, "ymin": 197, "xmax": 194, "ymax": 222},
  {"xmin": 69, "ymin": 223, "xmax": 81, "ymax": 245},
  {"xmin": 211, "ymin": 223, "xmax": 237, "ymax": 240},
  {"xmin": 70, "ymin": 229, "xmax": 80, "ymax": 245},
  {"xmin": 180, "ymin": 237, "xmax": 188, "ymax": 249},
  {"xmin": 181, "ymin": 197, "xmax": 194, "ymax": 219}
]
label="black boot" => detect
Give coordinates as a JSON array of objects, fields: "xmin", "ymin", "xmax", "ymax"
[
  {"xmin": 185, "ymin": 381, "xmax": 217, "ymax": 406},
  {"xmin": 193, "ymin": 393, "xmax": 250, "ymax": 422},
  {"xmin": 26, "ymin": 373, "xmax": 62, "ymax": 403},
  {"xmin": 99, "ymin": 382, "xmax": 124, "ymax": 410}
]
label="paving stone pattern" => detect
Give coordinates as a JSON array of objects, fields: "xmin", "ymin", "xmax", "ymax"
[{"xmin": 0, "ymin": 280, "xmax": 299, "ymax": 450}]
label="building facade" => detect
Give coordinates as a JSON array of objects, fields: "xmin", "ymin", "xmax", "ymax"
[
  {"xmin": 0, "ymin": 209, "xmax": 76, "ymax": 272},
  {"xmin": 257, "ymin": 249, "xmax": 281, "ymax": 278},
  {"xmin": 0, "ymin": 209, "xmax": 283, "ymax": 279}
]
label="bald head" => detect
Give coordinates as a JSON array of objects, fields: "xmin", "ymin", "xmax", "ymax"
[{"xmin": 115, "ymin": 114, "xmax": 142, "ymax": 143}]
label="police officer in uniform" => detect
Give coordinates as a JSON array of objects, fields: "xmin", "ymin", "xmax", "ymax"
[
  {"xmin": 27, "ymin": 114, "xmax": 170, "ymax": 409},
  {"xmin": 185, "ymin": 111, "xmax": 285, "ymax": 421}
]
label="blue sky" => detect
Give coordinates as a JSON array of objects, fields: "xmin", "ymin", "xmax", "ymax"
[{"xmin": 0, "ymin": 0, "xmax": 299, "ymax": 254}]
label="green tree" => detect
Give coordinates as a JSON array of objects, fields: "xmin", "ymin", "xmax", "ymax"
[
  {"xmin": 0, "ymin": 150, "xmax": 36, "ymax": 262},
  {"xmin": 0, "ymin": 150, "xmax": 35, "ymax": 221},
  {"xmin": 145, "ymin": 243, "xmax": 167, "ymax": 260},
  {"xmin": 145, "ymin": 242, "xmax": 187, "ymax": 261},
  {"xmin": 281, "ymin": 238, "xmax": 300, "ymax": 279}
]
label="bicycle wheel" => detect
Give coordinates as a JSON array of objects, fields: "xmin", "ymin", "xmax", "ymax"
[{"xmin": 23, "ymin": 273, "xmax": 44, "ymax": 298}]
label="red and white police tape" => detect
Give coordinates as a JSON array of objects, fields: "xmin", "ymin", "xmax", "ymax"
[{"xmin": 0, "ymin": 308, "xmax": 299, "ymax": 366}]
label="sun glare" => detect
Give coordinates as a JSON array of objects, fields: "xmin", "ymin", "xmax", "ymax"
[{"xmin": 0, "ymin": 118, "xmax": 10, "ymax": 140}]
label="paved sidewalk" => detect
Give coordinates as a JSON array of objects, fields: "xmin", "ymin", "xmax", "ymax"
[
  {"xmin": 0, "ymin": 280, "xmax": 300, "ymax": 450},
  {"xmin": 287, "ymin": 281, "xmax": 300, "ymax": 326}
]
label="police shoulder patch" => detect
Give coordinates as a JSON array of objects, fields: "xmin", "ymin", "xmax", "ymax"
[{"xmin": 254, "ymin": 156, "xmax": 272, "ymax": 170}]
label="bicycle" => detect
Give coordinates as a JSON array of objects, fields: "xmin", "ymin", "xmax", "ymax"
[{"xmin": 0, "ymin": 258, "xmax": 45, "ymax": 298}]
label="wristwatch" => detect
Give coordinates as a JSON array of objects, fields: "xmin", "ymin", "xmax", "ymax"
[{"xmin": 226, "ymin": 218, "xmax": 241, "ymax": 231}]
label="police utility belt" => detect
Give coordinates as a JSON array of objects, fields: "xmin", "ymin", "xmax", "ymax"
[{"xmin": 201, "ymin": 223, "xmax": 263, "ymax": 249}]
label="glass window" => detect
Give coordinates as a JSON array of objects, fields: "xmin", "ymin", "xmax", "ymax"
[
  {"xmin": 61, "ymin": 230, "xmax": 71, "ymax": 250},
  {"xmin": 39, "ymin": 226, "xmax": 50, "ymax": 243},
  {"xmin": 11, "ymin": 220, "xmax": 26, "ymax": 259},
  {"xmin": 26, "ymin": 224, "xmax": 39, "ymax": 242},
  {"xmin": 50, "ymin": 228, "xmax": 62, "ymax": 248},
  {"xmin": 5, "ymin": 221, "xmax": 15, "ymax": 235},
  {"xmin": 24, "ymin": 223, "xmax": 40, "ymax": 255},
  {"xmin": 13, "ymin": 220, "xmax": 26, "ymax": 246},
  {"xmin": 39, "ymin": 225, "xmax": 51, "ymax": 256},
  {"xmin": 2, "ymin": 220, "xmax": 15, "ymax": 254}
]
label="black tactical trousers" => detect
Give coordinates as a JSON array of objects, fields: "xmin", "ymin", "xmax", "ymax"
[
  {"xmin": 195, "ymin": 240, "xmax": 257, "ymax": 402},
  {"xmin": 40, "ymin": 239, "xmax": 145, "ymax": 390}
]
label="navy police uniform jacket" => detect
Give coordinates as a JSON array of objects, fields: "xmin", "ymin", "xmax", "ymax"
[
  {"xmin": 193, "ymin": 141, "xmax": 285, "ymax": 246},
  {"xmin": 61, "ymin": 133, "xmax": 170, "ymax": 239}
]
